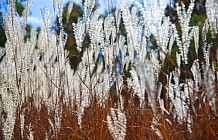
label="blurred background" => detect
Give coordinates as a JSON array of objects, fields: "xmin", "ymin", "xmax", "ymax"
[{"xmin": 0, "ymin": 0, "xmax": 207, "ymax": 69}]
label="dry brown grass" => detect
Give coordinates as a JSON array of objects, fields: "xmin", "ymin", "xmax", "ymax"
[{"xmin": 0, "ymin": 90, "xmax": 217, "ymax": 140}]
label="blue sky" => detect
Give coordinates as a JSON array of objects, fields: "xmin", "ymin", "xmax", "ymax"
[
  {"xmin": 28, "ymin": 0, "xmax": 115, "ymax": 28},
  {"xmin": 1, "ymin": 0, "xmax": 169, "ymax": 28},
  {"xmin": 28, "ymin": 0, "xmax": 81, "ymax": 28},
  {"xmin": 0, "ymin": 0, "xmax": 117, "ymax": 28}
]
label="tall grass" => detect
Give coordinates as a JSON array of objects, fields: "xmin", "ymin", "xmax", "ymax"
[{"xmin": 0, "ymin": 0, "xmax": 217, "ymax": 139}]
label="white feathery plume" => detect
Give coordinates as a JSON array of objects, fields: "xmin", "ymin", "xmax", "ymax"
[
  {"xmin": 205, "ymin": 0, "xmax": 218, "ymax": 37},
  {"xmin": 176, "ymin": 0, "xmax": 196, "ymax": 64},
  {"xmin": 107, "ymin": 108, "xmax": 127, "ymax": 140},
  {"xmin": 67, "ymin": 1, "xmax": 73, "ymax": 22}
]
